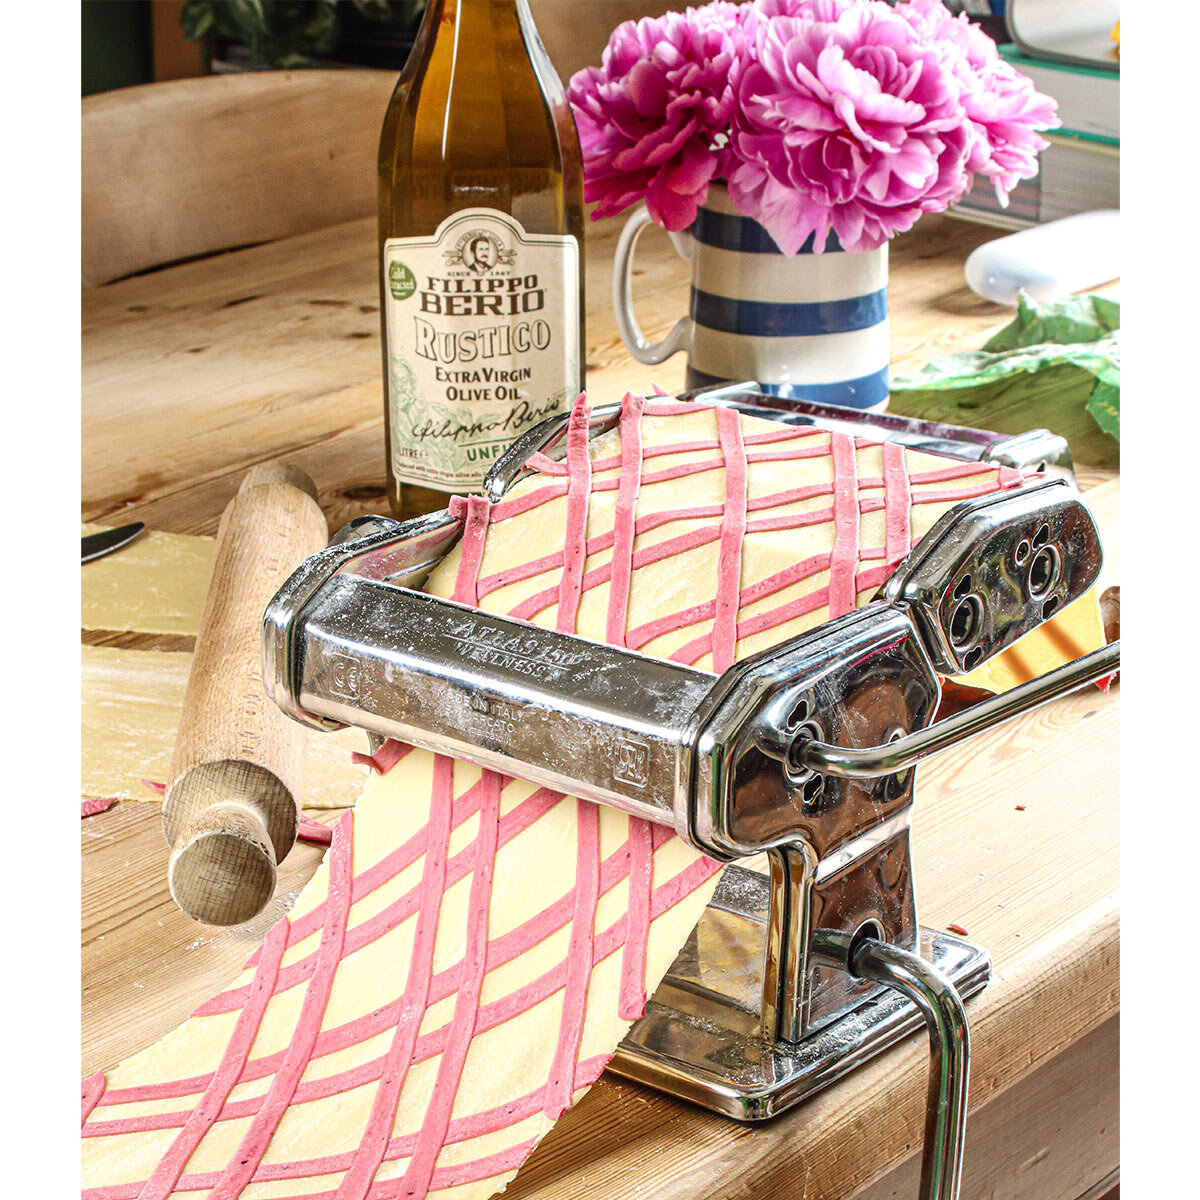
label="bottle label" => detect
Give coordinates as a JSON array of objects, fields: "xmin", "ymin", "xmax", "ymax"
[{"xmin": 383, "ymin": 208, "xmax": 580, "ymax": 491}]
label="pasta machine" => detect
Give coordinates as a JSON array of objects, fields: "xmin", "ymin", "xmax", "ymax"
[{"xmin": 263, "ymin": 387, "xmax": 1119, "ymax": 1200}]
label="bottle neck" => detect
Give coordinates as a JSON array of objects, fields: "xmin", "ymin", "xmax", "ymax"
[
  {"xmin": 418, "ymin": 0, "xmax": 560, "ymax": 111},
  {"xmin": 432, "ymin": 0, "xmax": 532, "ymax": 40}
]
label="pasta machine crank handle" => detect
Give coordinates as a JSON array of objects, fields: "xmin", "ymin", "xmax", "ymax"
[
  {"xmin": 794, "ymin": 640, "xmax": 1119, "ymax": 779},
  {"xmin": 813, "ymin": 929, "xmax": 970, "ymax": 1200}
]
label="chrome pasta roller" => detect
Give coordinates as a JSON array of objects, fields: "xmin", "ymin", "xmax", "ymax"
[{"xmin": 263, "ymin": 392, "xmax": 1118, "ymax": 1200}]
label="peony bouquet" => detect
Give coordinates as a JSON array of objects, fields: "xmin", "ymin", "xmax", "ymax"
[{"xmin": 566, "ymin": 0, "xmax": 1058, "ymax": 255}]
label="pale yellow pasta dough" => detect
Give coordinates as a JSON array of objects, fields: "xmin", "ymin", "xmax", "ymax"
[
  {"xmin": 82, "ymin": 523, "xmax": 215, "ymax": 635},
  {"xmin": 954, "ymin": 584, "xmax": 1105, "ymax": 693},
  {"xmin": 83, "ymin": 750, "xmax": 721, "ymax": 1199},
  {"xmin": 81, "ymin": 645, "xmax": 369, "ymax": 807}
]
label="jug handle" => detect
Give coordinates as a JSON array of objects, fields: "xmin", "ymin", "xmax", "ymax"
[{"xmin": 612, "ymin": 204, "xmax": 691, "ymax": 365}]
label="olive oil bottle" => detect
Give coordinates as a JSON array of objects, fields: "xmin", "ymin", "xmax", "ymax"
[{"xmin": 377, "ymin": 0, "xmax": 585, "ymax": 515}]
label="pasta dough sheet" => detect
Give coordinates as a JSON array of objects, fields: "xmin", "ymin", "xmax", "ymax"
[
  {"xmin": 81, "ymin": 645, "xmax": 368, "ymax": 807},
  {"xmin": 82, "ymin": 523, "xmax": 215, "ymax": 635},
  {"xmin": 82, "ymin": 396, "xmax": 1102, "ymax": 1199},
  {"xmin": 82, "ymin": 748, "xmax": 722, "ymax": 1199},
  {"xmin": 954, "ymin": 584, "xmax": 1105, "ymax": 693}
]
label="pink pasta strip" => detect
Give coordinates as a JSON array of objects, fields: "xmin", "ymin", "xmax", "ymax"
[
  {"xmin": 85, "ymin": 839, "xmax": 647, "ymax": 1137},
  {"xmin": 649, "ymin": 553, "xmax": 832, "ymax": 663},
  {"xmin": 298, "ymin": 814, "xmax": 333, "ymax": 845},
  {"xmin": 543, "ymin": 798, "xmax": 601, "ymax": 1120},
  {"xmin": 828, "ymin": 433, "xmax": 861, "ymax": 618},
  {"xmin": 396, "ymin": 769, "xmax": 503, "ymax": 1197},
  {"xmin": 137, "ymin": 919, "xmax": 290, "ymax": 1199},
  {"xmin": 86, "ymin": 836, "xmax": 720, "ymax": 1145},
  {"xmin": 452, "ymin": 496, "xmax": 493, "ymax": 608},
  {"xmin": 606, "ymin": 392, "xmax": 644, "ymax": 646},
  {"xmin": 907, "ymin": 461, "xmax": 1006, "ymax": 485},
  {"xmin": 352, "ymin": 739, "xmax": 412, "ymax": 776},
  {"xmin": 83, "ymin": 845, "xmax": 722, "ymax": 1192},
  {"xmin": 883, "ymin": 441, "xmax": 913, "ymax": 569},
  {"xmin": 482, "ymin": 478, "xmax": 568, "ymax": 524},
  {"xmin": 711, "ymin": 406, "xmax": 749, "ymax": 672},
  {"xmin": 81, "ymin": 1072, "xmax": 106, "ymax": 1124},
  {"xmin": 618, "ymin": 819, "xmax": 654, "ymax": 1020},
  {"xmin": 208, "ymin": 812, "xmax": 356, "ymax": 1199},
  {"xmin": 524, "ymin": 451, "xmax": 568, "ymax": 476},
  {"xmin": 118, "ymin": 1057, "xmax": 615, "ymax": 1200},
  {"xmin": 556, "ymin": 393, "xmax": 593, "ymax": 632},
  {"xmin": 915, "ymin": 480, "xmax": 1023, "ymax": 505},
  {"xmin": 96, "ymin": 796, "xmax": 561, "ymax": 1118},
  {"xmin": 82, "ymin": 395, "xmax": 1036, "ymax": 1200},
  {"xmin": 334, "ymin": 758, "xmax": 456, "ymax": 1198}
]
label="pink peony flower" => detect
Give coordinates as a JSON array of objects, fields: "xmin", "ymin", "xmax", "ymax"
[
  {"xmin": 728, "ymin": 0, "xmax": 973, "ymax": 253},
  {"xmin": 566, "ymin": 5, "xmax": 746, "ymax": 230},
  {"xmin": 748, "ymin": 0, "xmax": 814, "ymax": 19},
  {"xmin": 569, "ymin": 0, "xmax": 1059, "ymax": 252},
  {"xmin": 898, "ymin": 0, "xmax": 1058, "ymax": 203}
]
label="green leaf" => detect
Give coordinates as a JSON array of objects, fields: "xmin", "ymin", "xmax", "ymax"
[
  {"xmin": 180, "ymin": 1, "xmax": 214, "ymax": 41},
  {"xmin": 225, "ymin": 0, "xmax": 268, "ymax": 38},
  {"xmin": 349, "ymin": 0, "xmax": 396, "ymax": 18},
  {"xmin": 891, "ymin": 292, "xmax": 1120, "ymax": 443},
  {"xmin": 1087, "ymin": 379, "xmax": 1121, "ymax": 439},
  {"xmin": 983, "ymin": 292, "xmax": 1120, "ymax": 353},
  {"xmin": 299, "ymin": 2, "xmax": 340, "ymax": 55}
]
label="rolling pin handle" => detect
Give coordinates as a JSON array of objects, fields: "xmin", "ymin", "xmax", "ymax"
[
  {"xmin": 165, "ymin": 760, "xmax": 298, "ymax": 926},
  {"xmin": 163, "ymin": 461, "xmax": 327, "ymax": 926},
  {"xmin": 169, "ymin": 808, "xmax": 275, "ymax": 924},
  {"xmin": 239, "ymin": 459, "xmax": 320, "ymax": 501}
]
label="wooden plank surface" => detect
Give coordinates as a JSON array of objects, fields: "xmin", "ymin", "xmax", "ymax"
[
  {"xmin": 83, "ymin": 210, "xmax": 1115, "ymax": 534},
  {"xmin": 82, "ymin": 70, "xmax": 398, "ymax": 286},
  {"xmin": 82, "ymin": 210, "xmax": 1120, "ymax": 1197},
  {"xmin": 855, "ymin": 1017, "xmax": 1119, "ymax": 1200}
]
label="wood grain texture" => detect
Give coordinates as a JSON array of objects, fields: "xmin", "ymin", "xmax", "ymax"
[
  {"xmin": 83, "ymin": 212, "xmax": 1075, "ymax": 534},
  {"xmin": 82, "ymin": 69, "xmax": 398, "ymax": 286},
  {"xmin": 81, "ymin": 210, "xmax": 1120, "ymax": 1197},
  {"xmin": 497, "ymin": 680, "xmax": 1120, "ymax": 1200},
  {"xmin": 165, "ymin": 763, "xmax": 290, "ymax": 926},
  {"xmin": 164, "ymin": 467, "xmax": 327, "ymax": 925},
  {"xmin": 82, "ymin": 801, "xmax": 345, "ymax": 1075},
  {"xmin": 853, "ymin": 1016, "xmax": 1118, "ymax": 1199},
  {"xmin": 80, "ymin": 674, "xmax": 1118, "ymax": 1196}
]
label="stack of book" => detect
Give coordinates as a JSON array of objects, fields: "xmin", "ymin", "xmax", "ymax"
[{"xmin": 953, "ymin": 39, "xmax": 1119, "ymax": 229}]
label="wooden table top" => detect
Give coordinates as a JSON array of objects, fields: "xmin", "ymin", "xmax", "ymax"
[{"xmin": 82, "ymin": 211, "xmax": 1120, "ymax": 1199}]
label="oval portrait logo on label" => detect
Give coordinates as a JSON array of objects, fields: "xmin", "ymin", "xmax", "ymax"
[{"xmin": 445, "ymin": 230, "xmax": 517, "ymax": 276}]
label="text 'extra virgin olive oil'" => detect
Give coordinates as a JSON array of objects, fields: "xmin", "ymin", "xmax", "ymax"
[{"xmin": 378, "ymin": 0, "xmax": 585, "ymax": 515}]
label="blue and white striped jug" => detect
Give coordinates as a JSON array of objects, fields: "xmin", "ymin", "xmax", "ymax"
[{"xmin": 613, "ymin": 184, "xmax": 889, "ymax": 411}]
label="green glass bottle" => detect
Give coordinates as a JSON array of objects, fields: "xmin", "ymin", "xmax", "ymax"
[{"xmin": 377, "ymin": 0, "xmax": 586, "ymax": 515}]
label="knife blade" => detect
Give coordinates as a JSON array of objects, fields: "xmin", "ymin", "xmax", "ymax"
[{"xmin": 81, "ymin": 522, "xmax": 145, "ymax": 564}]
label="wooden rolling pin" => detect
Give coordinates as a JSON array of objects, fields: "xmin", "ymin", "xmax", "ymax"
[{"xmin": 163, "ymin": 463, "xmax": 328, "ymax": 926}]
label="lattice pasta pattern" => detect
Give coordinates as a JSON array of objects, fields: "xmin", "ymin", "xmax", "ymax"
[{"xmin": 82, "ymin": 396, "xmax": 1025, "ymax": 1199}]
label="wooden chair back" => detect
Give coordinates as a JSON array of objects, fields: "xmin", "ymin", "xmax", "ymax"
[{"xmin": 82, "ymin": 69, "xmax": 398, "ymax": 287}]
